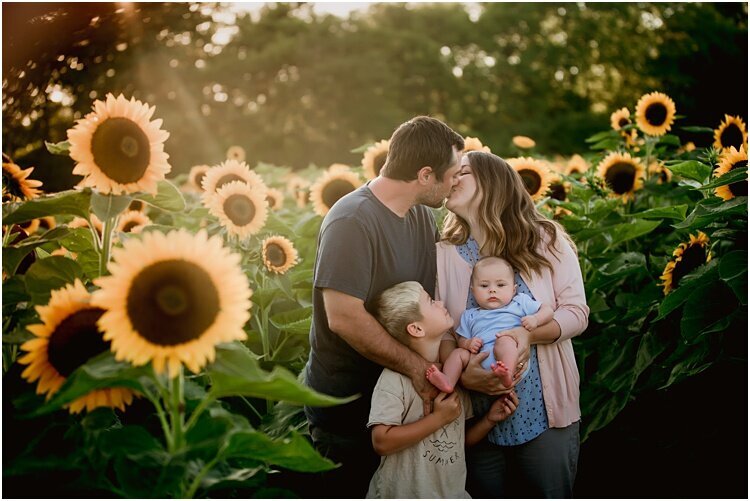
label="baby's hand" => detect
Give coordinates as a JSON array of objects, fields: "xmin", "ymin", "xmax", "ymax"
[
  {"xmin": 468, "ymin": 337, "xmax": 482, "ymax": 354},
  {"xmin": 521, "ymin": 315, "xmax": 538, "ymax": 330}
]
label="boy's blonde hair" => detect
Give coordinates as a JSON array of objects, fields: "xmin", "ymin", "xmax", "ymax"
[
  {"xmin": 375, "ymin": 281, "xmax": 423, "ymax": 345},
  {"xmin": 471, "ymin": 255, "xmax": 514, "ymax": 284}
]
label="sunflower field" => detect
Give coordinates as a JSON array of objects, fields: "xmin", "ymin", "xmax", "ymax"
[{"xmin": 2, "ymin": 2, "xmax": 747, "ymax": 499}]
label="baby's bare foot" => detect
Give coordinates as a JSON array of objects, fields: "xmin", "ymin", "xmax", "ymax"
[
  {"xmin": 426, "ymin": 364, "xmax": 454, "ymax": 393},
  {"xmin": 491, "ymin": 362, "xmax": 513, "ymax": 388}
]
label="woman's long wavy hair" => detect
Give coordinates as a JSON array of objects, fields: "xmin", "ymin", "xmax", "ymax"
[{"xmin": 441, "ymin": 151, "xmax": 573, "ymax": 277}]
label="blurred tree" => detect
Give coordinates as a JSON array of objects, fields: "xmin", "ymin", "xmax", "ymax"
[{"xmin": 2, "ymin": 2, "xmax": 747, "ymax": 189}]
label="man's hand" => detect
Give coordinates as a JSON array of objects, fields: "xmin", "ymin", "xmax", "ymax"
[
  {"xmin": 459, "ymin": 352, "xmax": 514, "ymax": 396},
  {"xmin": 411, "ymin": 359, "xmax": 440, "ymax": 416}
]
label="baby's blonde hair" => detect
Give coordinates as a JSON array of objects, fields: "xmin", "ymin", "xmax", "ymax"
[{"xmin": 375, "ymin": 281, "xmax": 423, "ymax": 345}]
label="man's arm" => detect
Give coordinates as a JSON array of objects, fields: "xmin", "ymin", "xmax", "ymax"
[{"xmin": 323, "ymin": 288, "xmax": 439, "ymax": 413}]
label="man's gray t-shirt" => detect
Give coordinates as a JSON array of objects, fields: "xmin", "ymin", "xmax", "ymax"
[{"xmin": 304, "ymin": 184, "xmax": 438, "ymax": 434}]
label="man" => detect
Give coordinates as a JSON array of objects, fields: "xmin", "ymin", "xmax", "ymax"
[{"xmin": 303, "ymin": 116, "xmax": 465, "ymax": 497}]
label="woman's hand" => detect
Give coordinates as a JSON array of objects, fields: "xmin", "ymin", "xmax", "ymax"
[{"xmin": 496, "ymin": 326, "xmax": 531, "ymax": 375}]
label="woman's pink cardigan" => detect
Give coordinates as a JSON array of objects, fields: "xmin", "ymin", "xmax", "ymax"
[{"xmin": 435, "ymin": 230, "xmax": 589, "ymax": 429}]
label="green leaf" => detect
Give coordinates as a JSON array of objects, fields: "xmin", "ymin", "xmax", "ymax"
[
  {"xmin": 133, "ymin": 180, "xmax": 186, "ymax": 212},
  {"xmin": 2, "ymin": 189, "xmax": 92, "ymax": 224},
  {"xmin": 222, "ymin": 430, "xmax": 337, "ymax": 473},
  {"xmin": 3, "ymin": 324, "xmax": 35, "ymax": 344},
  {"xmin": 673, "ymin": 197, "xmax": 747, "ymax": 230},
  {"xmin": 599, "ymin": 252, "xmax": 647, "ymax": 276},
  {"xmin": 31, "ymin": 351, "xmax": 154, "ymax": 416},
  {"xmin": 98, "ymin": 425, "xmax": 168, "ymax": 461},
  {"xmin": 585, "ymin": 130, "xmax": 619, "ymax": 143},
  {"xmin": 45, "ymin": 140, "xmax": 71, "ymax": 155},
  {"xmin": 207, "ymin": 342, "xmax": 356, "ymax": 406},
  {"xmin": 90, "ymin": 192, "xmax": 133, "ymax": 221},
  {"xmin": 657, "ymin": 134, "xmax": 681, "ymax": 147},
  {"xmin": 698, "ymin": 166, "xmax": 747, "ymax": 190},
  {"xmin": 23, "ymin": 256, "xmax": 84, "ymax": 304},
  {"xmin": 633, "ymin": 330, "xmax": 669, "ymax": 377},
  {"xmin": 659, "ymin": 339, "xmax": 713, "ymax": 389},
  {"xmin": 3, "ymin": 227, "xmax": 75, "ymax": 275},
  {"xmin": 678, "ymin": 126, "xmax": 714, "ymax": 134},
  {"xmin": 628, "ymin": 205, "xmax": 688, "ymax": 220},
  {"xmin": 666, "ymin": 160, "xmax": 712, "ymax": 183},
  {"xmin": 1, "ymin": 275, "xmax": 28, "ymax": 306},
  {"xmin": 719, "ymin": 250, "xmax": 748, "ymax": 305},
  {"xmin": 680, "ymin": 280, "xmax": 738, "ymax": 342},
  {"xmin": 579, "ymin": 387, "xmax": 631, "ymax": 442},
  {"xmin": 655, "ymin": 263, "xmax": 719, "ymax": 321},
  {"xmin": 609, "ymin": 220, "xmax": 661, "ymax": 247},
  {"xmin": 269, "ymin": 307, "xmax": 313, "ymax": 336}
]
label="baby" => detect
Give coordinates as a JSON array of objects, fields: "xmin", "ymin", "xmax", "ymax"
[{"xmin": 427, "ymin": 256, "xmax": 554, "ymax": 391}]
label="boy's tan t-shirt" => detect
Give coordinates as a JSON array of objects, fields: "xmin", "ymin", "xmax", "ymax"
[{"xmin": 365, "ymin": 368, "xmax": 473, "ymax": 499}]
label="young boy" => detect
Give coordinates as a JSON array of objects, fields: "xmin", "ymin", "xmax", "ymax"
[
  {"xmin": 366, "ymin": 281, "xmax": 518, "ymax": 499},
  {"xmin": 427, "ymin": 256, "xmax": 554, "ymax": 392}
]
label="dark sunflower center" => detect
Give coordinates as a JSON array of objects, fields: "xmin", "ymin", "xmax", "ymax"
[
  {"xmin": 223, "ymin": 194, "xmax": 256, "ymax": 226},
  {"xmin": 126, "ymin": 259, "xmax": 220, "ymax": 346},
  {"xmin": 720, "ymin": 124, "xmax": 744, "ymax": 150},
  {"xmin": 671, "ymin": 244, "xmax": 707, "ymax": 289},
  {"xmin": 129, "ymin": 200, "xmax": 145, "ymax": 211},
  {"xmin": 215, "ymin": 174, "xmax": 245, "ymax": 192},
  {"xmin": 322, "ymin": 179, "xmax": 355, "ymax": 208},
  {"xmin": 729, "ymin": 160, "xmax": 748, "ymax": 196},
  {"xmin": 374, "ymin": 152, "xmax": 388, "ymax": 177},
  {"xmin": 519, "ymin": 169, "xmax": 542, "ymax": 195},
  {"xmin": 47, "ymin": 308, "xmax": 108, "ymax": 377},
  {"xmin": 2, "ymin": 169, "xmax": 25, "ymax": 201},
  {"xmin": 193, "ymin": 171, "xmax": 207, "ymax": 188},
  {"xmin": 91, "ymin": 117, "xmax": 151, "ymax": 184},
  {"xmin": 266, "ymin": 194, "xmax": 277, "ymax": 207},
  {"xmin": 39, "ymin": 218, "xmax": 53, "ymax": 229},
  {"xmin": 121, "ymin": 221, "xmax": 140, "ymax": 233},
  {"xmin": 604, "ymin": 162, "xmax": 636, "ymax": 194},
  {"xmin": 618, "ymin": 118, "xmax": 630, "ymax": 128},
  {"xmin": 549, "ymin": 183, "xmax": 566, "ymax": 201},
  {"xmin": 266, "ymin": 243, "xmax": 287, "ymax": 267},
  {"xmin": 645, "ymin": 103, "xmax": 668, "ymax": 126}
]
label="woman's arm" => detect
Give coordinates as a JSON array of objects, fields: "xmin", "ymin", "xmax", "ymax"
[{"xmin": 371, "ymin": 392, "xmax": 461, "ymax": 456}]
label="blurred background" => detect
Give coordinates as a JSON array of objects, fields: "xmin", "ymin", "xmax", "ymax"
[{"xmin": 3, "ymin": 2, "xmax": 748, "ymax": 191}]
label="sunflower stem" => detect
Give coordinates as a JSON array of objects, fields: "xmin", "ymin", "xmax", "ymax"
[
  {"xmin": 184, "ymin": 455, "xmax": 220, "ymax": 499},
  {"xmin": 98, "ymin": 215, "xmax": 117, "ymax": 277},
  {"xmin": 143, "ymin": 386, "xmax": 173, "ymax": 452},
  {"xmin": 184, "ymin": 396, "xmax": 214, "ymax": 433},
  {"xmin": 169, "ymin": 367, "xmax": 186, "ymax": 452}
]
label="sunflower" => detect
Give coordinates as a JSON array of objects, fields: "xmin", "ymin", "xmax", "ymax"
[
  {"xmin": 265, "ymin": 187, "xmax": 284, "ymax": 210},
  {"xmin": 38, "ymin": 216, "xmax": 57, "ymax": 231},
  {"xmin": 595, "ymin": 151, "xmax": 645, "ymax": 201},
  {"xmin": 128, "ymin": 199, "xmax": 146, "ymax": 212},
  {"xmin": 512, "ymin": 136, "xmax": 536, "ymax": 149},
  {"xmin": 309, "ymin": 170, "xmax": 362, "ymax": 217},
  {"xmin": 648, "ymin": 161, "xmax": 673, "ymax": 184},
  {"xmin": 659, "ymin": 232, "xmax": 712, "ymax": 295},
  {"xmin": 69, "ymin": 214, "xmax": 104, "ymax": 238},
  {"xmin": 713, "ymin": 146, "xmax": 747, "ymax": 200},
  {"xmin": 286, "ymin": 175, "xmax": 310, "ymax": 208},
  {"xmin": 188, "ymin": 164, "xmax": 210, "ymax": 192},
  {"xmin": 117, "ymin": 210, "xmax": 151, "ymax": 234},
  {"xmin": 261, "ymin": 235, "xmax": 299, "ymax": 274},
  {"xmin": 201, "ymin": 160, "xmax": 267, "ymax": 204},
  {"xmin": 328, "ymin": 163, "xmax": 351, "ymax": 174},
  {"xmin": 18, "ymin": 218, "xmax": 40, "ymax": 235},
  {"xmin": 92, "ymin": 229, "xmax": 252, "ymax": 377},
  {"xmin": 2, "ymin": 155, "xmax": 43, "ymax": 202},
  {"xmin": 18, "ymin": 280, "xmax": 136, "ymax": 413},
  {"xmin": 362, "ymin": 139, "xmax": 389, "ymax": 180},
  {"xmin": 67, "ymin": 93, "xmax": 171, "ymax": 195},
  {"xmin": 508, "ymin": 157, "xmax": 552, "ymax": 201},
  {"xmin": 463, "ymin": 136, "xmax": 491, "ymax": 153},
  {"xmin": 713, "ymin": 115, "xmax": 748, "ymax": 152},
  {"xmin": 209, "ymin": 181, "xmax": 268, "ymax": 237},
  {"xmin": 226, "ymin": 145, "xmax": 246, "ymax": 162},
  {"xmin": 634, "ymin": 92, "xmax": 676, "ymax": 137},
  {"xmin": 564, "ymin": 154, "xmax": 589, "ymax": 176},
  {"xmin": 610, "ymin": 107, "xmax": 632, "ymax": 131},
  {"xmin": 682, "ymin": 142, "xmax": 696, "ymax": 153}
]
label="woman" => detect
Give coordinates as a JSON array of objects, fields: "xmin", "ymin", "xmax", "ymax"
[{"xmin": 436, "ymin": 151, "xmax": 589, "ymax": 498}]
